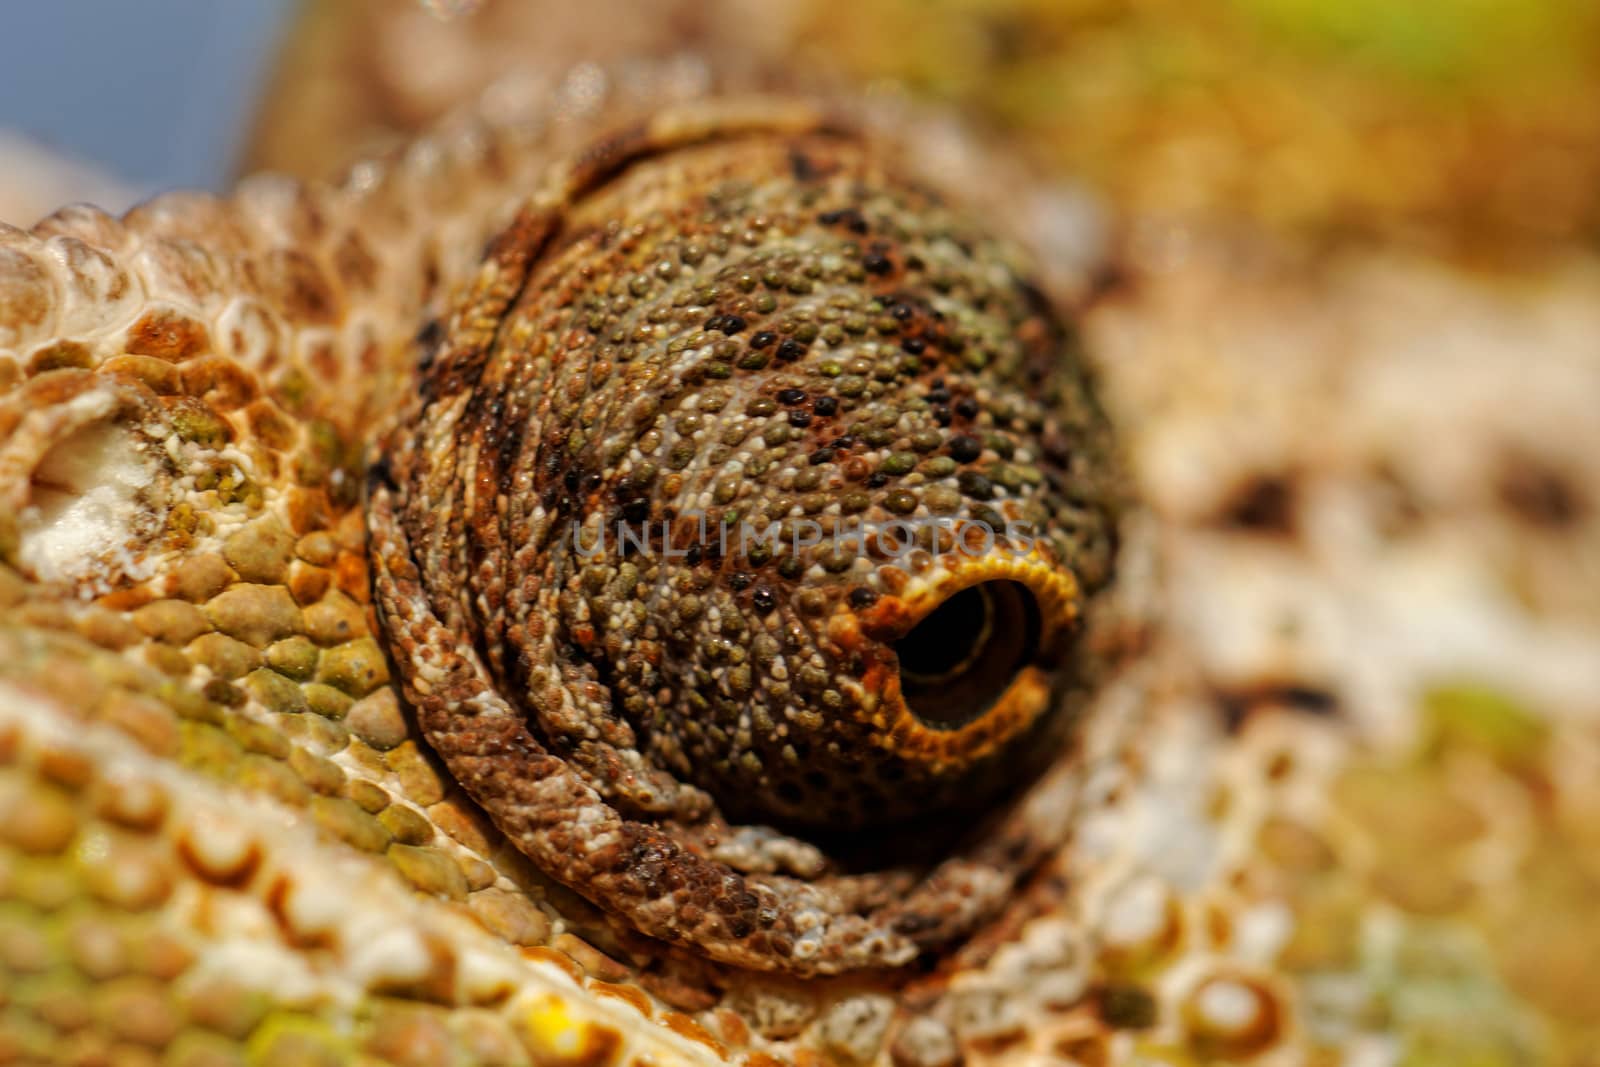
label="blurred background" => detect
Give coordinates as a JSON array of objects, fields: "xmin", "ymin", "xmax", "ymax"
[
  {"xmin": 0, "ymin": 1, "xmax": 289, "ymax": 220},
  {"xmin": 5, "ymin": 0, "xmax": 1600, "ymax": 260}
]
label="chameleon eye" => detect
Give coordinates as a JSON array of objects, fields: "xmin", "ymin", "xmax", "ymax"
[
  {"xmin": 895, "ymin": 580, "xmax": 1042, "ymax": 731},
  {"xmin": 368, "ymin": 101, "xmax": 1122, "ymax": 975}
]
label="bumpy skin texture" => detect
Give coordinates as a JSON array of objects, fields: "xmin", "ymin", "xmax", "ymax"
[
  {"xmin": 370, "ymin": 111, "xmax": 1118, "ymax": 978},
  {"xmin": 4, "ymin": 56, "xmax": 1600, "ymax": 1067}
]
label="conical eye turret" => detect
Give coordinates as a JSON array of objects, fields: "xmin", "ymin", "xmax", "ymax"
[{"xmin": 369, "ymin": 97, "xmax": 1120, "ymax": 974}]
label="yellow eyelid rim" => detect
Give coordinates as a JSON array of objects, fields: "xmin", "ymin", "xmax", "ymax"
[{"xmin": 831, "ymin": 550, "xmax": 1082, "ymax": 771}]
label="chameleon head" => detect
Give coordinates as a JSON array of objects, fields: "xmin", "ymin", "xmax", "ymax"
[{"xmin": 369, "ymin": 97, "xmax": 1119, "ymax": 971}]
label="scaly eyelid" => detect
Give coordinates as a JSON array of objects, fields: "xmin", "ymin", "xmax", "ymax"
[{"xmin": 829, "ymin": 550, "xmax": 1082, "ymax": 769}]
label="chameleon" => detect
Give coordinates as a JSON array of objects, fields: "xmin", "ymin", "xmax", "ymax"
[{"xmin": 3, "ymin": 8, "xmax": 1600, "ymax": 1067}]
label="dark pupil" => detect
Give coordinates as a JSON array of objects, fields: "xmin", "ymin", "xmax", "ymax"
[{"xmin": 893, "ymin": 580, "xmax": 1041, "ymax": 730}]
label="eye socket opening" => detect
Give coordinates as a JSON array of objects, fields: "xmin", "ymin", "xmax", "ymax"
[{"xmin": 893, "ymin": 580, "xmax": 1042, "ymax": 731}]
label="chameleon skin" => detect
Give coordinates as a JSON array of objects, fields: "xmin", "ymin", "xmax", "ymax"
[
  {"xmin": 4, "ymin": 59, "xmax": 1600, "ymax": 1067},
  {"xmin": 0, "ymin": 75, "xmax": 1129, "ymax": 1065},
  {"xmin": 368, "ymin": 110, "xmax": 1118, "ymax": 976}
]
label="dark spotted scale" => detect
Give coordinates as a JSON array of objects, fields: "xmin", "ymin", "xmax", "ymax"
[{"xmin": 369, "ymin": 101, "xmax": 1120, "ymax": 975}]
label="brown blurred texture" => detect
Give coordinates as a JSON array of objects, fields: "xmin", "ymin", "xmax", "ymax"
[{"xmin": 246, "ymin": 0, "xmax": 1600, "ymax": 258}]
